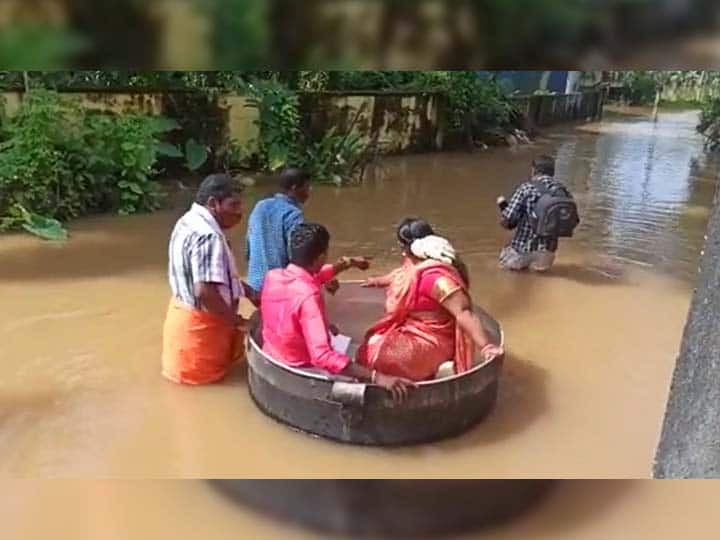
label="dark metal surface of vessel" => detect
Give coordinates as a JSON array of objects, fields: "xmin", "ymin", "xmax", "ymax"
[{"xmin": 247, "ymin": 283, "xmax": 504, "ymax": 446}]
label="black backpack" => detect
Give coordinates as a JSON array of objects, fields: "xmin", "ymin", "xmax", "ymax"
[{"xmin": 529, "ymin": 182, "xmax": 580, "ymax": 238}]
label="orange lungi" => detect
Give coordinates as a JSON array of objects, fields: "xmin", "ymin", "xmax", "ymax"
[{"xmin": 161, "ymin": 298, "xmax": 245, "ymax": 385}]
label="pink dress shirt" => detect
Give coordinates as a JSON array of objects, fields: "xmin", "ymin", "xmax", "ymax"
[{"xmin": 260, "ymin": 263, "xmax": 349, "ymax": 374}]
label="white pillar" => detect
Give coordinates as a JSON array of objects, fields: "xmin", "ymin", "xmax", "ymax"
[{"xmin": 565, "ymin": 71, "xmax": 582, "ymax": 94}]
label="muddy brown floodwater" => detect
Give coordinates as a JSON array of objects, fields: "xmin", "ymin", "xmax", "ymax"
[
  {"xmin": 2, "ymin": 480, "xmax": 718, "ymax": 539},
  {"xmin": 0, "ymin": 109, "xmax": 717, "ymax": 478}
]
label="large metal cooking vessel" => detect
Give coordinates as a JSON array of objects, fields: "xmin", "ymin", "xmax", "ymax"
[{"xmin": 247, "ymin": 282, "xmax": 504, "ymax": 445}]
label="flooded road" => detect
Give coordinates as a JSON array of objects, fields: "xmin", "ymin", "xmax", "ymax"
[
  {"xmin": 0, "ymin": 109, "xmax": 717, "ymax": 478},
  {"xmin": 2, "ymin": 480, "xmax": 718, "ymax": 539}
]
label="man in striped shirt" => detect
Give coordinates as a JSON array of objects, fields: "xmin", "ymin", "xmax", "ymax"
[{"xmin": 162, "ymin": 174, "xmax": 248, "ymax": 385}]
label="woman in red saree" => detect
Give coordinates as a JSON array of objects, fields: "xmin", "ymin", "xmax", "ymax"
[{"xmin": 356, "ymin": 218, "xmax": 503, "ymax": 382}]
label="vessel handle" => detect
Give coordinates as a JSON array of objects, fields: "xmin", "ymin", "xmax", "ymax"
[{"xmin": 330, "ymin": 381, "xmax": 366, "ymax": 408}]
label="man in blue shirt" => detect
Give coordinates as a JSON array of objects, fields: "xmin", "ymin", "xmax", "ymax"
[{"xmin": 245, "ymin": 168, "xmax": 314, "ymax": 300}]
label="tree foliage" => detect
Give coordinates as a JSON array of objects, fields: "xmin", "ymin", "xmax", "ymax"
[{"xmin": 0, "ymin": 90, "xmax": 173, "ymax": 238}]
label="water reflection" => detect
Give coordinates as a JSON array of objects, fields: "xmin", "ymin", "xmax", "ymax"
[
  {"xmin": 2, "ymin": 480, "xmax": 719, "ymax": 539},
  {"xmin": 550, "ymin": 110, "xmax": 717, "ymax": 282}
]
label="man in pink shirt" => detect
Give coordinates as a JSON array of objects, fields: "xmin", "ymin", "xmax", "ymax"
[{"xmin": 261, "ymin": 222, "xmax": 414, "ymax": 403}]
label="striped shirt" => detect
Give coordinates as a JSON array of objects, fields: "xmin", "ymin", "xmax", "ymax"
[
  {"xmin": 245, "ymin": 193, "xmax": 305, "ymax": 292},
  {"xmin": 168, "ymin": 203, "xmax": 242, "ymax": 309}
]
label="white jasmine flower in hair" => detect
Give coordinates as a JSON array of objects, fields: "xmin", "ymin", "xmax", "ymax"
[{"xmin": 410, "ymin": 235, "xmax": 456, "ymax": 264}]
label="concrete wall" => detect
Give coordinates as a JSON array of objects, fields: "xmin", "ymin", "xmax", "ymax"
[
  {"xmin": 511, "ymin": 90, "xmax": 605, "ymax": 128},
  {"xmin": 2, "ymin": 91, "xmax": 23, "ymax": 116},
  {"xmin": 299, "ymin": 92, "xmax": 442, "ymax": 154},
  {"xmin": 218, "ymin": 95, "xmax": 260, "ymax": 149},
  {"xmin": 300, "ymin": 90, "xmax": 604, "ymax": 153},
  {"xmin": 1, "ymin": 90, "xmax": 164, "ymax": 116},
  {"xmin": 1, "ymin": 89, "xmax": 604, "ymax": 155},
  {"xmin": 0, "ymin": 89, "xmax": 254, "ymax": 148},
  {"xmin": 71, "ymin": 92, "xmax": 164, "ymax": 115}
]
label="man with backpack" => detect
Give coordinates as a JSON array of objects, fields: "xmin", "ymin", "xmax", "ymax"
[{"xmin": 496, "ymin": 155, "xmax": 579, "ymax": 272}]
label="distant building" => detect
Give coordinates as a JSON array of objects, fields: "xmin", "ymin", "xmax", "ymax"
[{"xmin": 478, "ymin": 71, "xmax": 586, "ymax": 95}]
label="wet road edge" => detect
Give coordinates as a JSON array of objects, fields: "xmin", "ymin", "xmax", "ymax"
[{"xmin": 655, "ymin": 178, "xmax": 720, "ymax": 478}]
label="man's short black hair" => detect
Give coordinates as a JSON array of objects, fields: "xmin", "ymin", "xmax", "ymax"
[
  {"xmin": 195, "ymin": 173, "xmax": 243, "ymax": 205},
  {"xmin": 290, "ymin": 222, "xmax": 330, "ymax": 268},
  {"xmin": 532, "ymin": 155, "xmax": 556, "ymax": 176},
  {"xmin": 279, "ymin": 168, "xmax": 311, "ymax": 191}
]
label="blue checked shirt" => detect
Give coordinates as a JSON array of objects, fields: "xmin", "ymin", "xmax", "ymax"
[
  {"xmin": 246, "ymin": 193, "xmax": 305, "ymax": 291},
  {"xmin": 501, "ymin": 175, "xmax": 563, "ymax": 254}
]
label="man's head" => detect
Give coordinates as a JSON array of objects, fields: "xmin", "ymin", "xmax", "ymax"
[
  {"xmin": 531, "ymin": 155, "xmax": 556, "ymax": 178},
  {"xmin": 290, "ymin": 222, "xmax": 330, "ymax": 273},
  {"xmin": 279, "ymin": 168, "xmax": 311, "ymax": 204},
  {"xmin": 195, "ymin": 173, "xmax": 244, "ymax": 230}
]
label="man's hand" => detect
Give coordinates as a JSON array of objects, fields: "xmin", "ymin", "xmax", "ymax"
[
  {"xmin": 324, "ymin": 278, "xmax": 340, "ymax": 295},
  {"xmin": 341, "ymin": 256, "xmax": 373, "ymax": 271},
  {"xmin": 234, "ymin": 314, "xmax": 249, "ymax": 330},
  {"xmin": 374, "ymin": 372, "xmax": 416, "ymax": 404},
  {"xmin": 328, "ymin": 323, "xmax": 340, "ymax": 336},
  {"xmin": 497, "ymin": 195, "xmax": 509, "ymax": 215},
  {"xmin": 480, "ymin": 344, "xmax": 504, "ymax": 361},
  {"xmin": 241, "ymin": 281, "xmax": 260, "ymax": 307},
  {"xmin": 195, "ymin": 282, "xmax": 243, "ymax": 328}
]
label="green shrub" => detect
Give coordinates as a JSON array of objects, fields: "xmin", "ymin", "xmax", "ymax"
[
  {"xmin": 300, "ymin": 128, "xmax": 369, "ymax": 185},
  {"xmin": 244, "ymin": 72, "xmax": 515, "ymax": 182},
  {"xmin": 698, "ymin": 97, "xmax": 720, "ymax": 150},
  {"xmin": 84, "ymin": 112, "xmax": 164, "ymax": 215},
  {"xmin": 215, "ymin": 139, "xmax": 255, "ymax": 173},
  {"xmin": 245, "ymin": 77, "xmax": 304, "ymax": 172},
  {"xmin": 0, "ymin": 90, "xmax": 88, "ymax": 225},
  {"xmin": 0, "ymin": 90, "xmax": 167, "ymax": 237},
  {"xmin": 324, "ymin": 71, "xmax": 517, "ymax": 132},
  {"xmin": 628, "ymin": 73, "xmax": 659, "ymax": 105},
  {"xmin": 244, "ymin": 77, "xmax": 373, "ymax": 184}
]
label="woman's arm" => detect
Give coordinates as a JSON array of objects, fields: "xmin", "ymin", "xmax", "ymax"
[
  {"xmin": 341, "ymin": 363, "xmax": 414, "ymax": 404},
  {"xmin": 361, "ymin": 271, "xmax": 395, "ymax": 288},
  {"xmin": 441, "ymin": 290, "xmax": 502, "ymax": 359}
]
